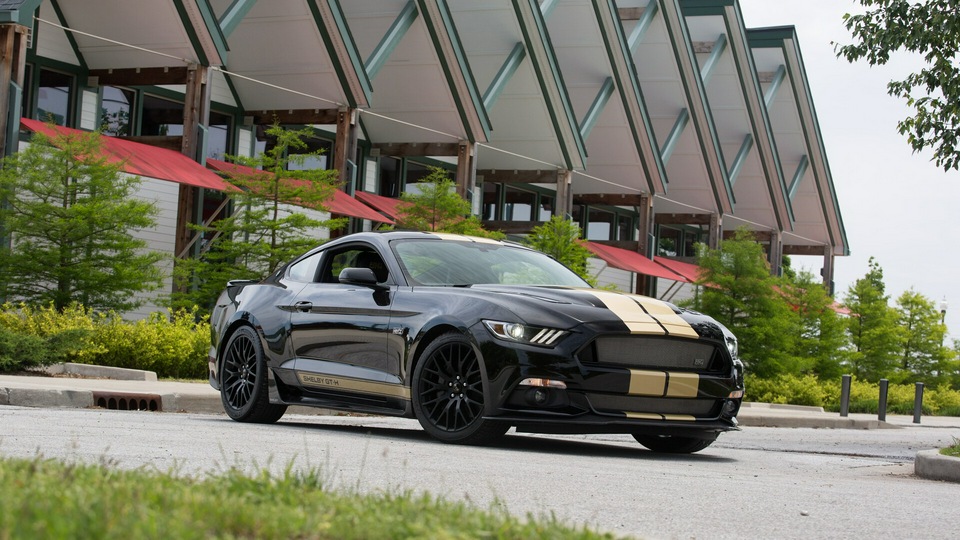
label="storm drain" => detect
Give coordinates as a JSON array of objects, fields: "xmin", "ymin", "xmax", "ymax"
[{"xmin": 92, "ymin": 391, "xmax": 162, "ymax": 412}]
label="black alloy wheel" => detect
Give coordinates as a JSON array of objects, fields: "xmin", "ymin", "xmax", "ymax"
[
  {"xmin": 632, "ymin": 433, "xmax": 717, "ymax": 454},
  {"xmin": 412, "ymin": 333, "xmax": 508, "ymax": 445},
  {"xmin": 220, "ymin": 325, "xmax": 287, "ymax": 423}
]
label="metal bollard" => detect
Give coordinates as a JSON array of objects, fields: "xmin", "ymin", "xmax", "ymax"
[
  {"xmin": 913, "ymin": 382, "xmax": 924, "ymax": 424},
  {"xmin": 840, "ymin": 375, "xmax": 851, "ymax": 417},
  {"xmin": 878, "ymin": 379, "xmax": 889, "ymax": 422}
]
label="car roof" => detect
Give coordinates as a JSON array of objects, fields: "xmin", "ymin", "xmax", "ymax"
[{"xmin": 323, "ymin": 230, "xmax": 530, "ymax": 251}]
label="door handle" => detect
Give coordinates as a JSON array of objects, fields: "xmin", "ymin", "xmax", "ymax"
[{"xmin": 294, "ymin": 301, "xmax": 313, "ymax": 313}]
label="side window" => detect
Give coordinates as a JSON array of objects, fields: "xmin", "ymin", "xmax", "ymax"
[
  {"xmin": 319, "ymin": 246, "xmax": 389, "ymax": 283},
  {"xmin": 288, "ymin": 252, "xmax": 323, "ymax": 282}
]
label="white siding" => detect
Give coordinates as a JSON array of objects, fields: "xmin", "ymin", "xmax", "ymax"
[
  {"xmin": 210, "ymin": 70, "xmax": 237, "ymax": 107},
  {"xmin": 590, "ymin": 258, "xmax": 633, "ymax": 292},
  {"xmin": 125, "ymin": 177, "xmax": 180, "ymax": 320},
  {"xmin": 34, "ymin": 3, "xmax": 79, "ymax": 65},
  {"xmin": 79, "ymin": 90, "xmax": 98, "ymax": 131},
  {"xmin": 236, "ymin": 128, "xmax": 254, "ymax": 158}
]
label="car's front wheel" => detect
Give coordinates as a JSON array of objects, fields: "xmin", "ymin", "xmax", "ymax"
[
  {"xmin": 412, "ymin": 333, "xmax": 508, "ymax": 445},
  {"xmin": 220, "ymin": 325, "xmax": 287, "ymax": 423},
  {"xmin": 632, "ymin": 433, "xmax": 717, "ymax": 454}
]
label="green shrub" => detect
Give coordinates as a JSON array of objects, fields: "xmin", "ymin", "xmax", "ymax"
[{"xmin": 0, "ymin": 303, "xmax": 209, "ymax": 379}]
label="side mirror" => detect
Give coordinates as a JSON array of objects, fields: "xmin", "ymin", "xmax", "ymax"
[{"xmin": 338, "ymin": 267, "xmax": 381, "ymax": 287}]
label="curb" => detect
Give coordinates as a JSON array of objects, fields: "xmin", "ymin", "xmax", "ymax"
[
  {"xmin": 915, "ymin": 449, "xmax": 960, "ymax": 483},
  {"xmin": 44, "ymin": 363, "xmax": 158, "ymax": 382}
]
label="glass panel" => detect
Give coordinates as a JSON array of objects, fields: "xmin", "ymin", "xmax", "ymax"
[
  {"xmin": 586, "ymin": 208, "xmax": 614, "ymax": 241},
  {"xmin": 482, "ymin": 183, "xmax": 500, "ymax": 221},
  {"xmin": 141, "ymin": 94, "xmax": 184, "ymax": 136},
  {"xmin": 378, "ymin": 157, "xmax": 401, "ymax": 197},
  {"xmin": 206, "ymin": 110, "xmax": 232, "ymax": 161},
  {"xmin": 288, "ymin": 137, "xmax": 332, "ymax": 171},
  {"xmin": 658, "ymin": 227, "xmax": 680, "ymax": 257},
  {"xmin": 538, "ymin": 195, "xmax": 554, "ymax": 221},
  {"xmin": 37, "ymin": 69, "xmax": 72, "ymax": 125},
  {"xmin": 617, "ymin": 215, "xmax": 633, "ymax": 241},
  {"xmin": 504, "ymin": 186, "xmax": 535, "ymax": 221},
  {"xmin": 100, "ymin": 86, "xmax": 134, "ymax": 136},
  {"xmin": 403, "ymin": 161, "xmax": 432, "ymax": 194}
]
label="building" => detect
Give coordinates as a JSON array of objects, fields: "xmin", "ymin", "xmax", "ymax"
[{"xmin": 0, "ymin": 0, "xmax": 847, "ymax": 315}]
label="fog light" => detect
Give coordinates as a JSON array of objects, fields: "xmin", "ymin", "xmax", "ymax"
[
  {"xmin": 723, "ymin": 400, "xmax": 738, "ymax": 415},
  {"xmin": 533, "ymin": 388, "xmax": 548, "ymax": 405}
]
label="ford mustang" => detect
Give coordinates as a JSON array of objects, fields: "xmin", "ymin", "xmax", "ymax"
[{"xmin": 208, "ymin": 231, "xmax": 743, "ymax": 453}]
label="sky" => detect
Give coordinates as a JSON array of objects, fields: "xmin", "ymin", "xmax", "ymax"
[{"xmin": 737, "ymin": 0, "xmax": 960, "ymax": 338}]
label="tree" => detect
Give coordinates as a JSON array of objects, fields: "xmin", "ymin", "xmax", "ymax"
[
  {"xmin": 843, "ymin": 257, "xmax": 901, "ymax": 381},
  {"xmin": 395, "ymin": 168, "xmax": 503, "ymax": 239},
  {"xmin": 171, "ymin": 124, "xmax": 345, "ymax": 311},
  {"xmin": 894, "ymin": 289, "xmax": 951, "ymax": 384},
  {"xmin": 781, "ymin": 270, "xmax": 850, "ymax": 380},
  {"xmin": 836, "ymin": 1, "xmax": 960, "ymax": 170},
  {"xmin": 0, "ymin": 125, "xmax": 163, "ymax": 312},
  {"xmin": 525, "ymin": 215, "xmax": 595, "ymax": 285},
  {"xmin": 691, "ymin": 229, "xmax": 796, "ymax": 378}
]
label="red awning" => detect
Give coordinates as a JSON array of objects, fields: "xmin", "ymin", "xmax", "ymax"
[
  {"xmin": 206, "ymin": 158, "xmax": 392, "ymax": 223},
  {"xmin": 584, "ymin": 242, "xmax": 690, "ymax": 282},
  {"xmin": 653, "ymin": 256, "xmax": 703, "ymax": 283},
  {"xmin": 354, "ymin": 191, "xmax": 408, "ymax": 222},
  {"xmin": 21, "ymin": 119, "xmax": 235, "ymax": 191}
]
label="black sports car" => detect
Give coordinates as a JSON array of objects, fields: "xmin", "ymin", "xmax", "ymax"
[{"xmin": 208, "ymin": 231, "xmax": 743, "ymax": 453}]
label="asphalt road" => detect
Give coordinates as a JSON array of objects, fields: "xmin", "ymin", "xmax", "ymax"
[{"xmin": 1, "ymin": 406, "xmax": 957, "ymax": 539}]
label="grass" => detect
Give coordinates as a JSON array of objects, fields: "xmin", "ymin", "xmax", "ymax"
[
  {"xmin": 0, "ymin": 457, "xmax": 615, "ymax": 540},
  {"xmin": 942, "ymin": 437, "xmax": 960, "ymax": 458}
]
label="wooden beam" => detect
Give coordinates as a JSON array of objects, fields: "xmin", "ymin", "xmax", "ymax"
[
  {"xmin": 455, "ymin": 141, "xmax": 474, "ymax": 199},
  {"xmin": 244, "ymin": 109, "xmax": 339, "ymax": 125},
  {"xmin": 783, "ymin": 245, "xmax": 831, "ymax": 256},
  {"xmin": 655, "ymin": 213, "xmax": 712, "ymax": 225},
  {"xmin": 334, "ymin": 108, "xmax": 357, "ymax": 187},
  {"xmin": 476, "ymin": 169, "xmax": 558, "ymax": 184},
  {"xmin": 371, "ymin": 142, "xmax": 459, "ymax": 157},
  {"xmin": 0, "ymin": 24, "xmax": 28, "ymax": 158},
  {"xmin": 574, "ymin": 193, "xmax": 648, "ymax": 206},
  {"xmin": 723, "ymin": 230, "xmax": 772, "ymax": 242},
  {"xmin": 482, "ymin": 220, "xmax": 546, "ymax": 234},
  {"xmin": 89, "ymin": 67, "xmax": 190, "ymax": 86}
]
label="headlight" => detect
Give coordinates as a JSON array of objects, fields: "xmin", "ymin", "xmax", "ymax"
[
  {"xmin": 483, "ymin": 320, "xmax": 567, "ymax": 347},
  {"xmin": 725, "ymin": 336, "xmax": 738, "ymax": 359}
]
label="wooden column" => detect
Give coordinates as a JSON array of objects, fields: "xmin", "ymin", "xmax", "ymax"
[
  {"xmin": 0, "ymin": 24, "xmax": 28, "ymax": 158},
  {"xmin": 334, "ymin": 107, "xmax": 358, "ymax": 189},
  {"xmin": 768, "ymin": 230, "xmax": 783, "ymax": 277},
  {"xmin": 175, "ymin": 64, "xmax": 210, "ymax": 261},
  {"xmin": 822, "ymin": 246, "xmax": 835, "ymax": 296},
  {"xmin": 555, "ymin": 169, "xmax": 573, "ymax": 218},
  {"xmin": 635, "ymin": 192, "xmax": 655, "ymax": 297},
  {"xmin": 708, "ymin": 213, "xmax": 722, "ymax": 249},
  {"xmin": 455, "ymin": 140, "xmax": 475, "ymax": 201}
]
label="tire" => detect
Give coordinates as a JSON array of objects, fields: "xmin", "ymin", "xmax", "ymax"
[
  {"xmin": 219, "ymin": 325, "xmax": 287, "ymax": 423},
  {"xmin": 411, "ymin": 332, "xmax": 508, "ymax": 445},
  {"xmin": 632, "ymin": 433, "xmax": 717, "ymax": 454}
]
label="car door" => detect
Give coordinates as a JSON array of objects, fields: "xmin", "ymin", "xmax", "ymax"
[{"xmin": 286, "ymin": 243, "xmax": 403, "ymax": 402}]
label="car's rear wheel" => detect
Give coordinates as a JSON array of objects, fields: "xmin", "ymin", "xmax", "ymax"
[
  {"xmin": 220, "ymin": 325, "xmax": 287, "ymax": 423},
  {"xmin": 412, "ymin": 333, "xmax": 508, "ymax": 445},
  {"xmin": 632, "ymin": 433, "xmax": 717, "ymax": 454}
]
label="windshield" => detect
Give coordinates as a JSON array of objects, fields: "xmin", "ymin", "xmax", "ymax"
[{"xmin": 392, "ymin": 238, "xmax": 590, "ymax": 287}]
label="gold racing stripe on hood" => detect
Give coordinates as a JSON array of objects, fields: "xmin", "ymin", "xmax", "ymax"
[
  {"xmin": 628, "ymin": 369, "xmax": 668, "ymax": 396},
  {"xmin": 666, "ymin": 372, "xmax": 700, "ymax": 398},
  {"xmin": 588, "ymin": 290, "xmax": 664, "ymax": 334},
  {"xmin": 627, "ymin": 294, "xmax": 700, "ymax": 338},
  {"xmin": 624, "ymin": 412, "xmax": 663, "ymax": 420}
]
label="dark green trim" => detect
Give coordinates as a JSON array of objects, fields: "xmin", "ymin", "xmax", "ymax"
[
  {"xmin": 483, "ymin": 42, "xmax": 525, "ymax": 110},
  {"xmin": 0, "ymin": 0, "xmax": 40, "ymax": 26},
  {"xmin": 513, "ymin": 0, "xmax": 585, "ymax": 170},
  {"xmin": 309, "ymin": 0, "xmax": 372, "ymax": 108},
  {"xmin": 365, "ymin": 0, "xmax": 418, "ymax": 81},
  {"xmin": 678, "ymin": 0, "xmax": 734, "ymax": 16},
  {"xmin": 217, "ymin": 0, "xmax": 256, "ymax": 39},
  {"xmin": 172, "ymin": 0, "xmax": 210, "ymax": 66},
  {"xmin": 48, "ymin": 0, "xmax": 86, "ymax": 71},
  {"xmin": 660, "ymin": 108, "xmax": 689, "ymax": 164},
  {"xmin": 595, "ymin": 0, "xmax": 666, "ymax": 192},
  {"xmin": 195, "ymin": 0, "xmax": 230, "ymax": 63},
  {"xmin": 579, "ymin": 77, "xmax": 614, "ymax": 140},
  {"xmin": 416, "ymin": 0, "xmax": 492, "ymax": 141}
]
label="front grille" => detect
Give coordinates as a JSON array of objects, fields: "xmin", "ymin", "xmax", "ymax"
[
  {"xmin": 584, "ymin": 336, "xmax": 722, "ymax": 372},
  {"xmin": 586, "ymin": 393, "xmax": 718, "ymax": 417}
]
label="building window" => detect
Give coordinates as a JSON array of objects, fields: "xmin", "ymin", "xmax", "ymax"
[
  {"xmin": 36, "ymin": 69, "xmax": 73, "ymax": 125},
  {"xmin": 538, "ymin": 195, "xmax": 554, "ymax": 221},
  {"xmin": 504, "ymin": 186, "xmax": 535, "ymax": 221},
  {"xmin": 378, "ymin": 157, "xmax": 401, "ymax": 197},
  {"xmin": 140, "ymin": 94, "xmax": 183, "ymax": 136},
  {"xmin": 287, "ymin": 136, "xmax": 331, "ymax": 171},
  {"xmin": 206, "ymin": 110, "xmax": 233, "ymax": 161},
  {"xmin": 587, "ymin": 208, "xmax": 615, "ymax": 241},
  {"xmin": 617, "ymin": 215, "xmax": 634, "ymax": 241},
  {"xmin": 482, "ymin": 183, "xmax": 500, "ymax": 220},
  {"xmin": 100, "ymin": 86, "xmax": 135, "ymax": 137}
]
